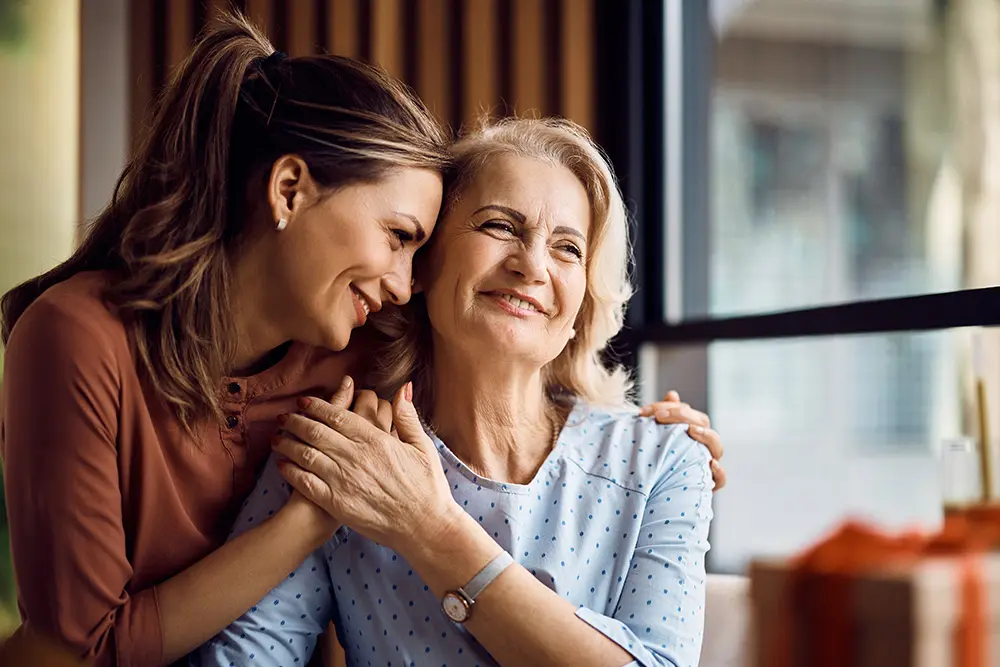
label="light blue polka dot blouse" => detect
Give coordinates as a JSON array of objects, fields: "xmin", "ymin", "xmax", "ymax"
[{"xmin": 193, "ymin": 400, "xmax": 713, "ymax": 667}]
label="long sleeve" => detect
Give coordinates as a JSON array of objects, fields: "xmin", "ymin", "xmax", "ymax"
[
  {"xmin": 192, "ymin": 455, "xmax": 335, "ymax": 667},
  {"xmin": 575, "ymin": 430, "xmax": 714, "ymax": 667},
  {"xmin": 0, "ymin": 298, "xmax": 163, "ymax": 667}
]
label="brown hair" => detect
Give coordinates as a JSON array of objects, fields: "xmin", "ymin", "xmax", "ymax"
[
  {"xmin": 0, "ymin": 12, "xmax": 450, "ymax": 432},
  {"xmin": 368, "ymin": 117, "xmax": 634, "ymax": 416}
]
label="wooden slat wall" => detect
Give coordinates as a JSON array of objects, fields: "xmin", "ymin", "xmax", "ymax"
[
  {"xmin": 128, "ymin": 0, "xmax": 595, "ymax": 145},
  {"xmin": 328, "ymin": 0, "xmax": 360, "ymax": 58}
]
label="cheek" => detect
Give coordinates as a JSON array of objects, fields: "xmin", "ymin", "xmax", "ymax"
[{"xmin": 556, "ymin": 271, "xmax": 589, "ymax": 322}]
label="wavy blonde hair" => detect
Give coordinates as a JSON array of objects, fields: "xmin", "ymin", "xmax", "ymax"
[{"xmin": 369, "ymin": 117, "xmax": 634, "ymax": 413}]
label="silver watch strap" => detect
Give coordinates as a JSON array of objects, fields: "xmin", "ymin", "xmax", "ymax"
[{"xmin": 462, "ymin": 551, "xmax": 514, "ymax": 601}]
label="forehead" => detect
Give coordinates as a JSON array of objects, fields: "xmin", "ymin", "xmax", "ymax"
[{"xmin": 461, "ymin": 155, "xmax": 591, "ymax": 234}]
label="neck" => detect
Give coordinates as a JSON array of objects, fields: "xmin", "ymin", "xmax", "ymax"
[
  {"xmin": 429, "ymin": 340, "xmax": 561, "ymax": 484},
  {"xmin": 230, "ymin": 242, "xmax": 288, "ymax": 374}
]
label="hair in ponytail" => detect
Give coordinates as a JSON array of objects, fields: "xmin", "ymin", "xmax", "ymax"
[{"xmin": 1, "ymin": 12, "xmax": 449, "ymax": 432}]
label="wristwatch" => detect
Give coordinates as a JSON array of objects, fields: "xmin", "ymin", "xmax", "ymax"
[{"xmin": 441, "ymin": 551, "xmax": 514, "ymax": 623}]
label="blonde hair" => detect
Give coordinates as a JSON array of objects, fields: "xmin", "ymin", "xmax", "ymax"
[{"xmin": 369, "ymin": 117, "xmax": 635, "ymax": 413}]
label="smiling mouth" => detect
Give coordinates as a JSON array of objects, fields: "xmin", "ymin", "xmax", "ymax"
[
  {"xmin": 499, "ymin": 293, "xmax": 540, "ymax": 312},
  {"xmin": 484, "ymin": 291, "xmax": 547, "ymax": 317},
  {"xmin": 354, "ymin": 289, "xmax": 371, "ymax": 316},
  {"xmin": 350, "ymin": 286, "xmax": 372, "ymax": 326}
]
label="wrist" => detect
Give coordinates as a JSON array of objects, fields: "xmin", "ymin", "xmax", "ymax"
[
  {"xmin": 398, "ymin": 505, "xmax": 502, "ymax": 598},
  {"xmin": 277, "ymin": 493, "xmax": 340, "ymax": 551}
]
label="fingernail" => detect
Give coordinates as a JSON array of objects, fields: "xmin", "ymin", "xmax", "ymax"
[
  {"xmin": 657, "ymin": 408, "xmax": 671, "ymax": 419},
  {"xmin": 271, "ymin": 434, "xmax": 281, "ymax": 447},
  {"xmin": 343, "ymin": 375, "xmax": 353, "ymax": 389},
  {"xmin": 277, "ymin": 413, "xmax": 288, "ymax": 426},
  {"xmin": 694, "ymin": 425, "xmax": 705, "ymax": 434},
  {"xmin": 297, "ymin": 397, "xmax": 311, "ymax": 410},
  {"xmin": 638, "ymin": 406, "xmax": 651, "ymax": 416},
  {"xmin": 404, "ymin": 381, "xmax": 413, "ymax": 402}
]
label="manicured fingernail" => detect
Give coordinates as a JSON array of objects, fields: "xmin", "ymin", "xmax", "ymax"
[
  {"xmin": 405, "ymin": 381, "xmax": 413, "ymax": 402},
  {"xmin": 277, "ymin": 413, "xmax": 288, "ymax": 425},
  {"xmin": 343, "ymin": 375, "xmax": 353, "ymax": 389},
  {"xmin": 297, "ymin": 397, "xmax": 311, "ymax": 410}
]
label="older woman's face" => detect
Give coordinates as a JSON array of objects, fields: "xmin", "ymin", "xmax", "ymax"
[{"xmin": 422, "ymin": 155, "xmax": 590, "ymax": 365}]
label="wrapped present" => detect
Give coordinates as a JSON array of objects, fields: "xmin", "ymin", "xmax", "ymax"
[{"xmin": 751, "ymin": 509, "xmax": 1000, "ymax": 667}]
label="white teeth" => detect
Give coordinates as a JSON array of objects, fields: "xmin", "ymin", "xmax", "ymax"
[
  {"xmin": 501, "ymin": 294, "xmax": 538, "ymax": 312},
  {"xmin": 353, "ymin": 289, "xmax": 370, "ymax": 316}
]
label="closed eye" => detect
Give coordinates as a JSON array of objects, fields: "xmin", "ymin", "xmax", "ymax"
[
  {"xmin": 481, "ymin": 219, "xmax": 517, "ymax": 235},
  {"xmin": 393, "ymin": 229, "xmax": 415, "ymax": 245}
]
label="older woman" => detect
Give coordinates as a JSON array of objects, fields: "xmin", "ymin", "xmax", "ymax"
[{"xmin": 196, "ymin": 119, "xmax": 713, "ymax": 667}]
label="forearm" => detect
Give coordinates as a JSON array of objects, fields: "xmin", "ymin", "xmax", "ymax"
[
  {"xmin": 400, "ymin": 509, "xmax": 634, "ymax": 667},
  {"xmin": 157, "ymin": 498, "xmax": 336, "ymax": 664}
]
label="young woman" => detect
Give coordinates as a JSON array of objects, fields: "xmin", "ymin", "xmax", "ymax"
[{"xmin": 0, "ymin": 14, "xmax": 448, "ymax": 666}]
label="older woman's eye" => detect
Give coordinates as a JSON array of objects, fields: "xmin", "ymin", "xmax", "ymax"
[
  {"xmin": 481, "ymin": 220, "xmax": 517, "ymax": 235},
  {"xmin": 557, "ymin": 243, "xmax": 584, "ymax": 260}
]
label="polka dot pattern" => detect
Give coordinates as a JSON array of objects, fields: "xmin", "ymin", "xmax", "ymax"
[{"xmin": 194, "ymin": 401, "xmax": 713, "ymax": 667}]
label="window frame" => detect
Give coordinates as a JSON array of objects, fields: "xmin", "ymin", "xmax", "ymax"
[{"xmin": 596, "ymin": 0, "xmax": 1000, "ymax": 358}]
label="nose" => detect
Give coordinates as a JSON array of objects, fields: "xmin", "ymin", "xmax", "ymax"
[
  {"xmin": 505, "ymin": 235, "xmax": 548, "ymax": 284},
  {"xmin": 381, "ymin": 261, "xmax": 413, "ymax": 306}
]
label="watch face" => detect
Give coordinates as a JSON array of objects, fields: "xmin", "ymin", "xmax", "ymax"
[{"xmin": 442, "ymin": 593, "xmax": 469, "ymax": 623}]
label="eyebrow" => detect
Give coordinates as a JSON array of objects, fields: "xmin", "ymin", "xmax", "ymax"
[
  {"xmin": 394, "ymin": 212, "xmax": 427, "ymax": 242},
  {"xmin": 472, "ymin": 204, "xmax": 587, "ymax": 242}
]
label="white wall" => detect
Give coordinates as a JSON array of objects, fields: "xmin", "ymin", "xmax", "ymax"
[{"xmin": 80, "ymin": 0, "xmax": 129, "ymax": 227}]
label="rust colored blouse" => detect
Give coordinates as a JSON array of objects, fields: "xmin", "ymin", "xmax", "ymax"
[{"xmin": 0, "ymin": 272, "xmax": 353, "ymax": 666}]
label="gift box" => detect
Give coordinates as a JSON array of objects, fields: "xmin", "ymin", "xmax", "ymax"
[{"xmin": 750, "ymin": 515, "xmax": 1000, "ymax": 667}]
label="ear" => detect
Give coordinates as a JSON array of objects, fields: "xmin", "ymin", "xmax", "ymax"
[{"xmin": 267, "ymin": 155, "xmax": 319, "ymax": 229}]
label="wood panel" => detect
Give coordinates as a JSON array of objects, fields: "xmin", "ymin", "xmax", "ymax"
[
  {"xmin": 371, "ymin": 0, "xmax": 403, "ymax": 77},
  {"xmin": 462, "ymin": 0, "xmax": 499, "ymax": 127},
  {"xmin": 511, "ymin": 0, "xmax": 545, "ymax": 117},
  {"xmin": 245, "ymin": 0, "xmax": 274, "ymax": 29},
  {"xmin": 560, "ymin": 0, "xmax": 594, "ymax": 130},
  {"xmin": 416, "ymin": 0, "xmax": 451, "ymax": 122},
  {"xmin": 128, "ymin": 0, "xmax": 600, "ymax": 148},
  {"xmin": 205, "ymin": 0, "xmax": 230, "ymax": 21},
  {"xmin": 328, "ymin": 0, "xmax": 360, "ymax": 57},
  {"xmin": 166, "ymin": 0, "xmax": 194, "ymax": 73},
  {"xmin": 128, "ymin": 0, "xmax": 155, "ymax": 145},
  {"xmin": 288, "ymin": 0, "xmax": 318, "ymax": 56}
]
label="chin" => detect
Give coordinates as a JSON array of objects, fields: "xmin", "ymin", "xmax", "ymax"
[{"xmin": 311, "ymin": 321, "xmax": 352, "ymax": 352}]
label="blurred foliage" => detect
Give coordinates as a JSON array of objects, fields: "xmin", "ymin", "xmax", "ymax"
[{"xmin": 0, "ymin": 0, "xmax": 28, "ymax": 50}]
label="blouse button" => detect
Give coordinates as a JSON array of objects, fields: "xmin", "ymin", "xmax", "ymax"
[
  {"xmin": 225, "ymin": 414, "xmax": 239, "ymax": 429},
  {"xmin": 227, "ymin": 382, "xmax": 241, "ymax": 395}
]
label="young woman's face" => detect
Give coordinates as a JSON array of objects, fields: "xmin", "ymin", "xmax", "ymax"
[{"xmin": 268, "ymin": 163, "xmax": 443, "ymax": 352}]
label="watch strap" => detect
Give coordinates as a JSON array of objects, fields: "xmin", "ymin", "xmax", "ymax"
[{"xmin": 462, "ymin": 551, "xmax": 514, "ymax": 601}]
